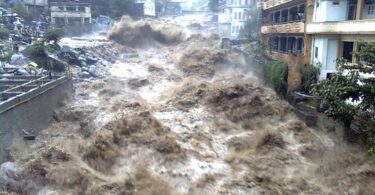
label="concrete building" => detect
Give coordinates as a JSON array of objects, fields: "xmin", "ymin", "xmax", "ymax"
[
  {"xmin": 24, "ymin": 0, "xmax": 49, "ymax": 9},
  {"xmin": 307, "ymin": 0, "xmax": 375, "ymax": 80},
  {"xmin": 261, "ymin": 0, "xmax": 375, "ymax": 90},
  {"xmin": 219, "ymin": 0, "xmax": 257, "ymax": 39},
  {"xmin": 260, "ymin": 0, "xmax": 314, "ymax": 90},
  {"xmin": 50, "ymin": 1, "xmax": 92, "ymax": 25},
  {"xmin": 136, "ymin": 0, "xmax": 156, "ymax": 17}
]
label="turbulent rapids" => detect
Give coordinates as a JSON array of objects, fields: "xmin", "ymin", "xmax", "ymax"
[{"xmin": 2, "ymin": 14, "xmax": 375, "ymax": 194}]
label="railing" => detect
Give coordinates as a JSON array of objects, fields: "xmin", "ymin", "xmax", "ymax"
[
  {"xmin": 261, "ymin": 21, "xmax": 304, "ymax": 34},
  {"xmin": 262, "ymin": 0, "xmax": 295, "ymax": 10},
  {"xmin": 306, "ymin": 19, "xmax": 375, "ymax": 34}
]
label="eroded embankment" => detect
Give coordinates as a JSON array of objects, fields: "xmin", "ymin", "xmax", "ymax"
[{"xmin": 2, "ymin": 15, "xmax": 375, "ymax": 195}]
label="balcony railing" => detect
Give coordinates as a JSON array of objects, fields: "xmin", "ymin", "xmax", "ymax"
[
  {"xmin": 262, "ymin": 0, "xmax": 294, "ymax": 10},
  {"xmin": 261, "ymin": 21, "xmax": 304, "ymax": 34},
  {"xmin": 306, "ymin": 19, "xmax": 375, "ymax": 34}
]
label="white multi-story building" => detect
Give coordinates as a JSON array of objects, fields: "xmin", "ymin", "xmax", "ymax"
[
  {"xmin": 136, "ymin": 0, "xmax": 156, "ymax": 17},
  {"xmin": 50, "ymin": 1, "xmax": 92, "ymax": 25},
  {"xmin": 24, "ymin": 0, "xmax": 49, "ymax": 9},
  {"xmin": 306, "ymin": 0, "xmax": 375, "ymax": 80},
  {"xmin": 218, "ymin": 0, "xmax": 256, "ymax": 39}
]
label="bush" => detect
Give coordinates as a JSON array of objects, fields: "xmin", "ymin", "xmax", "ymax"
[
  {"xmin": 28, "ymin": 41, "xmax": 48, "ymax": 68},
  {"xmin": 301, "ymin": 64, "xmax": 320, "ymax": 94},
  {"xmin": 0, "ymin": 28, "xmax": 10, "ymax": 40},
  {"xmin": 44, "ymin": 28, "xmax": 64, "ymax": 45},
  {"xmin": 13, "ymin": 3, "xmax": 33, "ymax": 22},
  {"xmin": 312, "ymin": 41, "xmax": 375, "ymax": 156},
  {"xmin": 263, "ymin": 61, "xmax": 288, "ymax": 97},
  {"xmin": 0, "ymin": 50, "xmax": 15, "ymax": 62}
]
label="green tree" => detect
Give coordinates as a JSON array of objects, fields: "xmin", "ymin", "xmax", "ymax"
[
  {"xmin": 241, "ymin": 8, "xmax": 261, "ymax": 41},
  {"xmin": 0, "ymin": 50, "xmax": 15, "ymax": 62},
  {"xmin": 82, "ymin": 0, "xmax": 135, "ymax": 19},
  {"xmin": 28, "ymin": 41, "xmax": 48, "ymax": 68},
  {"xmin": 300, "ymin": 63, "xmax": 320, "ymax": 94},
  {"xmin": 44, "ymin": 28, "xmax": 64, "ymax": 45},
  {"xmin": 12, "ymin": 3, "xmax": 33, "ymax": 22},
  {"xmin": 311, "ymin": 42, "xmax": 375, "ymax": 156},
  {"xmin": 241, "ymin": 8, "xmax": 267, "ymax": 60},
  {"xmin": 156, "ymin": 0, "xmax": 170, "ymax": 16},
  {"xmin": 209, "ymin": 0, "xmax": 219, "ymax": 12},
  {"xmin": 264, "ymin": 61, "xmax": 289, "ymax": 97},
  {"xmin": 0, "ymin": 28, "xmax": 10, "ymax": 40}
]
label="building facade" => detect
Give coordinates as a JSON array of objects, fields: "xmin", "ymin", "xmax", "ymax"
[
  {"xmin": 261, "ymin": 0, "xmax": 375, "ymax": 90},
  {"xmin": 50, "ymin": 1, "xmax": 92, "ymax": 25},
  {"xmin": 24, "ymin": 0, "xmax": 49, "ymax": 9},
  {"xmin": 136, "ymin": 0, "xmax": 156, "ymax": 17},
  {"xmin": 260, "ymin": 0, "xmax": 314, "ymax": 90},
  {"xmin": 307, "ymin": 0, "xmax": 375, "ymax": 80},
  {"xmin": 218, "ymin": 0, "xmax": 257, "ymax": 40}
]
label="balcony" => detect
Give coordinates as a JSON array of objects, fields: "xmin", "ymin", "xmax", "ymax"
[
  {"xmin": 261, "ymin": 22, "xmax": 304, "ymax": 34},
  {"xmin": 262, "ymin": 0, "xmax": 298, "ymax": 10},
  {"xmin": 306, "ymin": 19, "xmax": 375, "ymax": 34}
]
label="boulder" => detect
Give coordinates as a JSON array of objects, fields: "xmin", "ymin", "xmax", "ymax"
[
  {"xmin": 9, "ymin": 54, "xmax": 31, "ymax": 66},
  {"xmin": 46, "ymin": 55, "xmax": 66, "ymax": 72},
  {"xmin": 85, "ymin": 55, "xmax": 99, "ymax": 65},
  {"xmin": 78, "ymin": 71, "xmax": 91, "ymax": 78},
  {"xmin": 88, "ymin": 65, "xmax": 98, "ymax": 77},
  {"xmin": 57, "ymin": 46, "xmax": 82, "ymax": 66}
]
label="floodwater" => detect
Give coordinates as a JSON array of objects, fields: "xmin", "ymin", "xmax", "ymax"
[{"xmin": 2, "ymin": 13, "xmax": 375, "ymax": 194}]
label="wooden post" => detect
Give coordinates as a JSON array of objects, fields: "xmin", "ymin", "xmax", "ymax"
[
  {"xmin": 356, "ymin": 0, "xmax": 364, "ymax": 20},
  {"xmin": 353, "ymin": 41, "xmax": 359, "ymax": 64}
]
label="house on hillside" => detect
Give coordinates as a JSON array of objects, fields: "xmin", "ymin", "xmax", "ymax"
[
  {"xmin": 218, "ymin": 0, "xmax": 257, "ymax": 40},
  {"xmin": 50, "ymin": 1, "xmax": 92, "ymax": 25},
  {"xmin": 23, "ymin": 0, "xmax": 92, "ymax": 25}
]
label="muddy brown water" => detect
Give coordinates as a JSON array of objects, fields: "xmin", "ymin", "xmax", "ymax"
[{"xmin": 2, "ymin": 14, "xmax": 375, "ymax": 194}]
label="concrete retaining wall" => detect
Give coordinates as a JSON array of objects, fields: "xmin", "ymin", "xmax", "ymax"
[{"xmin": 0, "ymin": 77, "xmax": 73, "ymax": 163}]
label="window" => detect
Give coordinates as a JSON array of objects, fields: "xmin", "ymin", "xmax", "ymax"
[
  {"xmin": 234, "ymin": 12, "xmax": 237, "ymax": 19},
  {"xmin": 245, "ymin": 0, "xmax": 248, "ymax": 5},
  {"xmin": 347, "ymin": 4, "xmax": 357, "ymax": 20},
  {"xmin": 279, "ymin": 37, "xmax": 287, "ymax": 52},
  {"xmin": 332, "ymin": 1, "xmax": 340, "ymax": 6},
  {"xmin": 232, "ymin": 26, "xmax": 235, "ymax": 33},
  {"xmin": 281, "ymin": 9, "xmax": 288, "ymax": 23},
  {"xmin": 343, "ymin": 42, "xmax": 354, "ymax": 62},
  {"xmin": 238, "ymin": 12, "xmax": 242, "ymax": 20},
  {"xmin": 368, "ymin": 5, "xmax": 374, "ymax": 15},
  {"xmin": 297, "ymin": 38, "xmax": 304, "ymax": 53},
  {"xmin": 315, "ymin": 47, "xmax": 319, "ymax": 58}
]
